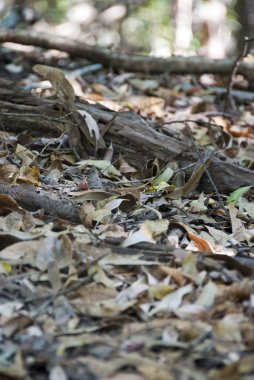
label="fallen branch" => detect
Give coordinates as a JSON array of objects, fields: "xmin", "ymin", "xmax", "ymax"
[
  {"xmin": 75, "ymin": 99, "xmax": 254, "ymax": 193},
  {"xmin": 0, "ymin": 78, "xmax": 254, "ymax": 194},
  {"xmin": 0, "ymin": 182, "xmax": 81, "ymax": 223},
  {"xmin": 0, "ymin": 29, "xmax": 254, "ymax": 78}
]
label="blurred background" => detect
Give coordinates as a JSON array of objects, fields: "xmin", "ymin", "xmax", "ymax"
[{"xmin": 0, "ymin": 0, "xmax": 253, "ymax": 58}]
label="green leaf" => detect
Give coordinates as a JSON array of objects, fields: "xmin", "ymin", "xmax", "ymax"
[
  {"xmin": 151, "ymin": 167, "xmax": 173, "ymax": 186},
  {"xmin": 76, "ymin": 159, "xmax": 121, "ymax": 177},
  {"xmin": 226, "ymin": 186, "xmax": 251, "ymax": 205},
  {"xmin": 0, "ymin": 261, "xmax": 12, "ymax": 274}
]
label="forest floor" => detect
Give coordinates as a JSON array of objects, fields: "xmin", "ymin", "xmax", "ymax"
[{"xmin": 0, "ymin": 23, "xmax": 254, "ymax": 380}]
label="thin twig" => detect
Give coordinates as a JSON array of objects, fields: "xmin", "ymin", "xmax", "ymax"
[
  {"xmin": 224, "ymin": 36, "xmax": 253, "ymax": 112},
  {"xmin": 184, "ymin": 123, "xmax": 228, "ymax": 216},
  {"xmin": 31, "ymin": 273, "xmax": 93, "ymax": 318},
  {"xmin": 29, "ymin": 252, "xmax": 109, "ymax": 318}
]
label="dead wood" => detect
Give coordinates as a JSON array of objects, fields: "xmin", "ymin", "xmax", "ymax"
[
  {"xmin": 0, "ymin": 78, "xmax": 254, "ymax": 194},
  {"xmin": 0, "ymin": 29, "xmax": 254, "ymax": 79},
  {"xmin": 76, "ymin": 100, "xmax": 254, "ymax": 193},
  {"xmin": 0, "ymin": 182, "xmax": 81, "ymax": 223},
  {"xmin": 0, "ymin": 79, "xmax": 68, "ymax": 136}
]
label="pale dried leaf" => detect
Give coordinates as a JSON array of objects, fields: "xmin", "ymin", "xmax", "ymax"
[{"xmin": 33, "ymin": 64, "xmax": 75, "ymax": 106}]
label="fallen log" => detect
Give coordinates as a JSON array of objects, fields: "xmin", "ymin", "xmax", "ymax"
[
  {"xmin": 0, "ymin": 78, "xmax": 253, "ymax": 194},
  {"xmin": 0, "ymin": 29, "xmax": 254, "ymax": 79}
]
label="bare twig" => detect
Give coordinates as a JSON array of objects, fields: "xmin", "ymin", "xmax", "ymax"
[
  {"xmin": 31, "ymin": 273, "xmax": 94, "ymax": 318},
  {"xmin": 224, "ymin": 36, "xmax": 254, "ymax": 112},
  {"xmin": 184, "ymin": 123, "xmax": 228, "ymax": 215}
]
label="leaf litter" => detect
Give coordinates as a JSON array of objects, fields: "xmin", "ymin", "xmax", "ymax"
[{"xmin": 0, "ymin": 58, "xmax": 254, "ymax": 380}]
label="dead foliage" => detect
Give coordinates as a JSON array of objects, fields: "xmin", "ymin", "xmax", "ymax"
[{"xmin": 0, "ymin": 30, "xmax": 254, "ymax": 380}]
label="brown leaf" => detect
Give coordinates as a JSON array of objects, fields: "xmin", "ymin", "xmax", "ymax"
[
  {"xmin": 33, "ymin": 64, "xmax": 75, "ymax": 107},
  {"xmin": 0, "ymin": 195, "xmax": 24, "ymax": 213}
]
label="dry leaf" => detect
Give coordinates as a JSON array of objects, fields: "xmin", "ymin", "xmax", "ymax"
[{"xmin": 33, "ymin": 64, "xmax": 75, "ymax": 107}]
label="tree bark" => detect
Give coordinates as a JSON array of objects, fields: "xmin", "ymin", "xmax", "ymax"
[
  {"xmin": 0, "ymin": 78, "xmax": 253, "ymax": 194},
  {"xmin": 0, "ymin": 182, "xmax": 81, "ymax": 223}
]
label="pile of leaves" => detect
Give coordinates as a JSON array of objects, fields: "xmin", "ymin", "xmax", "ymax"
[{"xmin": 0, "ymin": 43, "xmax": 254, "ymax": 380}]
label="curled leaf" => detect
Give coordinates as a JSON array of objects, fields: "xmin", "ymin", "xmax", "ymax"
[{"xmin": 33, "ymin": 64, "xmax": 75, "ymax": 107}]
